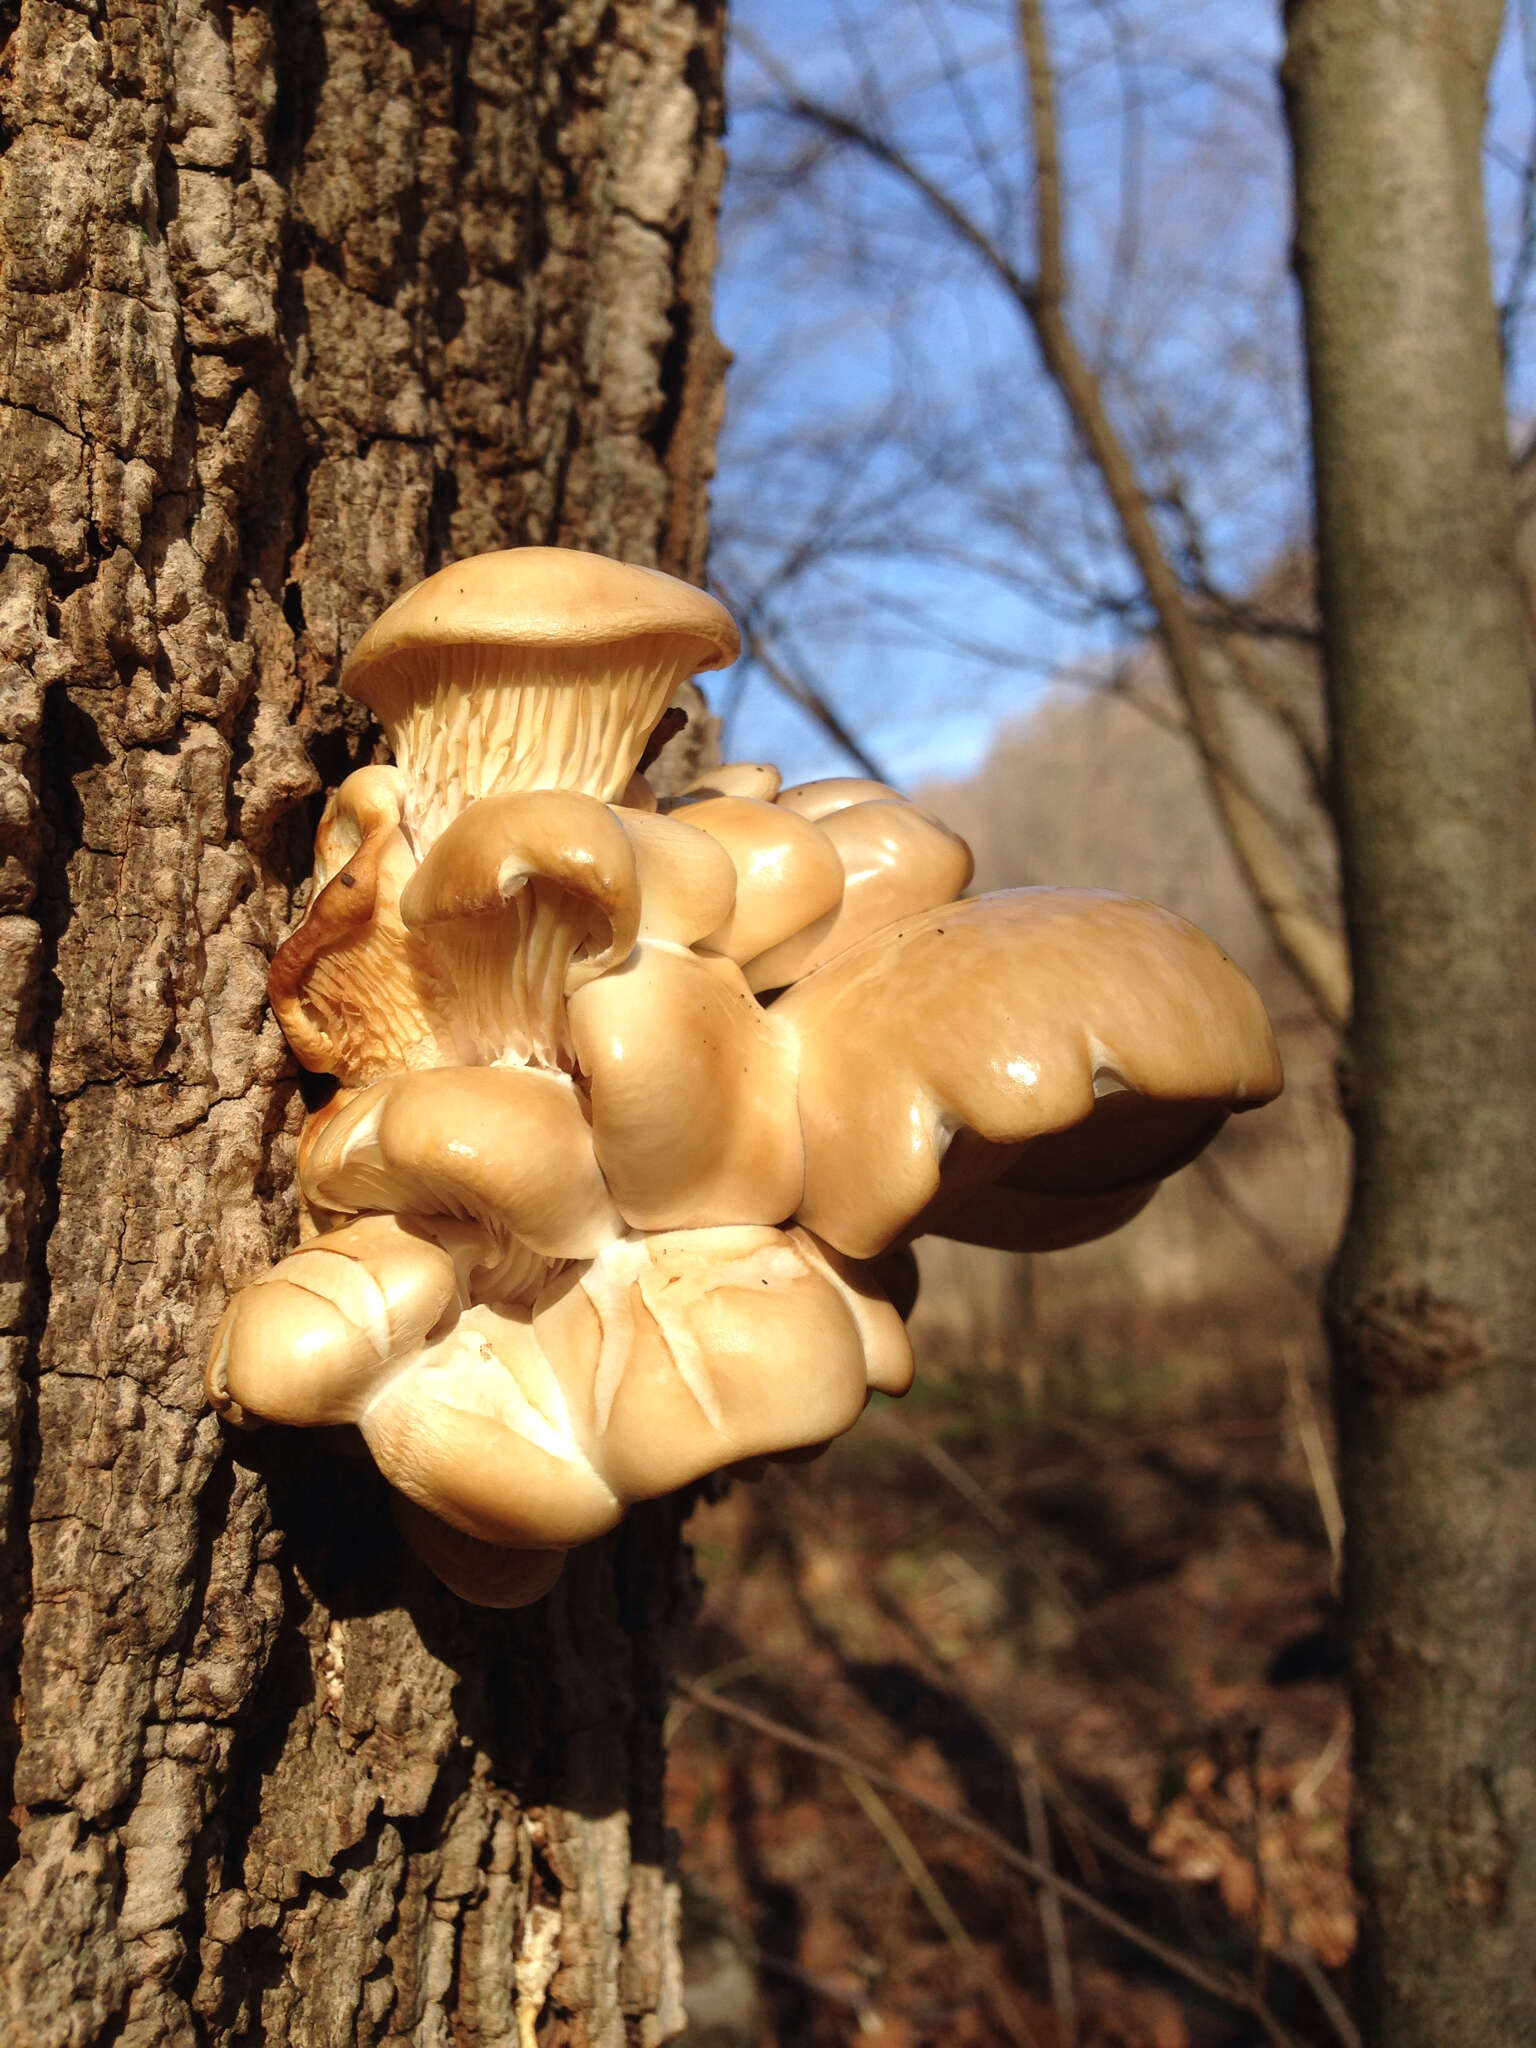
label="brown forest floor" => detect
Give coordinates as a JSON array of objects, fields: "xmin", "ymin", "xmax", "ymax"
[{"xmin": 668, "ymin": 1307, "xmax": 1356, "ymax": 2048}]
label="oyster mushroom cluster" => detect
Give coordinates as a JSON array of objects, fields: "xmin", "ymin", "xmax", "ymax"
[{"xmin": 207, "ymin": 549, "xmax": 1282, "ymax": 1606}]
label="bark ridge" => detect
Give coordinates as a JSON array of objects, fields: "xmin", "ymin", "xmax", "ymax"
[{"xmin": 0, "ymin": 0, "xmax": 727, "ymax": 2039}]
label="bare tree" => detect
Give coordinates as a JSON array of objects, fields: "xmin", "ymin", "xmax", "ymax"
[
  {"xmin": 718, "ymin": 3, "xmax": 1536, "ymax": 2040},
  {"xmin": 0, "ymin": 0, "xmax": 726, "ymax": 2039},
  {"xmin": 1286, "ymin": 5, "xmax": 1536, "ymax": 2042},
  {"xmin": 718, "ymin": 2, "xmax": 1536, "ymax": 1024},
  {"xmin": 716, "ymin": 0, "xmax": 1350, "ymax": 1022}
]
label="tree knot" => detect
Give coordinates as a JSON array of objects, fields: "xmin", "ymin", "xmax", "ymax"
[{"xmin": 1337, "ymin": 1282, "xmax": 1486, "ymax": 1398}]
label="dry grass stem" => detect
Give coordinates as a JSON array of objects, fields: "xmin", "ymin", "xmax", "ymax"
[{"xmin": 677, "ymin": 1676, "xmax": 1306, "ymax": 2047}]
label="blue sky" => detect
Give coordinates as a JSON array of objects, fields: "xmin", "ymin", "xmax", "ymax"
[{"xmin": 703, "ymin": 0, "xmax": 1536, "ymax": 791}]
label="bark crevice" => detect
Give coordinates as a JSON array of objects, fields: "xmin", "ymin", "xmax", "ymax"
[{"xmin": 0, "ymin": 0, "xmax": 727, "ymax": 2037}]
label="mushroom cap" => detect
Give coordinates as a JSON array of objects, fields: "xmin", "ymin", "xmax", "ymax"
[
  {"xmin": 742, "ymin": 794, "xmax": 974, "ymax": 993},
  {"xmin": 360, "ymin": 1301, "xmax": 625, "ymax": 1550},
  {"xmin": 677, "ymin": 761, "xmax": 783, "ymax": 803},
  {"xmin": 612, "ymin": 807, "xmax": 740, "ymax": 946},
  {"xmin": 401, "ymin": 788, "xmax": 641, "ymax": 989},
  {"xmin": 356, "ymin": 1222, "xmax": 907, "ymax": 1558},
  {"xmin": 390, "ymin": 1496, "xmax": 567, "ymax": 1609},
  {"xmin": 776, "ymin": 776, "xmax": 903, "ymax": 820},
  {"xmin": 298, "ymin": 1066, "xmax": 624, "ymax": 1263},
  {"xmin": 531, "ymin": 1226, "xmax": 904, "ymax": 1505},
  {"xmin": 677, "ymin": 794, "xmax": 847, "ymax": 966},
  {"xmin": 567, "ymin": 944, "xmax": 804, "ymax": 1231},
  {"xmin": 342, "ymin": 548, "xmax": 740, "ymax": 716},
  {"xmin": 774, "ymin": 888, "xmax": 1283, "ymax": 1260},
  {"xmin": 338, "ymin": 552, "xmax": 741, "ymax": 848},
  {"xmin": 206, "ymin": 1214, "xmax": 463, "ymax": 1430}
]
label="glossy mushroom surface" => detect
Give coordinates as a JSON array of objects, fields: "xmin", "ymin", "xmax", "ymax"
[{"xmin": 207, "ymin": 546, "xmax": 1282, "ymax": 1605}]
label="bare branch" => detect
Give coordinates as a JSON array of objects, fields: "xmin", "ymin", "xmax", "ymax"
[
  {"xmin": 1015, "ymin": 0, "xmax": 1064, "ymax": 306},
  {"xmin": 1011, "ymin": 0, "xmax": 1350, "ymax": 1022},
  {"xmin": 736, "ymin": 13, "xmax": 1351, "ymax": 1025},
  {"xmin": 722, "ymin": 599, "xmax": 896, "ymax": 784}
]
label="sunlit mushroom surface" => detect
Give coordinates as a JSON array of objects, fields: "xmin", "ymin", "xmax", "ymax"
[{"xmin": 207, "ymin": 548, "xmax": 1283, "ymax": 1606}]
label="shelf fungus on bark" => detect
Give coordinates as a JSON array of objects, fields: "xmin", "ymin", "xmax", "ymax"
[{"xmin": 207, "ymin": 546, "xmax": 1283, "ymax": 1606}]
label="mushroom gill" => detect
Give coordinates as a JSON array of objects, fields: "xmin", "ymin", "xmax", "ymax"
[
  {"xmin": 398, "ymin": 789, "xmax": 641, "ymax": 1070},
  {"xmin": 268, "ymin": 767, "xmax": 458, "ymax": 1088},
  {"xmin": 342, "ymin": 550, "xmax": 740, "ymax": 853}
]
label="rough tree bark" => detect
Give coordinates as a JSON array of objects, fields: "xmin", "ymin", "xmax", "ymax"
[
  {"xmin": 1284, "ymin": 5, "xmax": 1536, "ymax": 2044},
  {"xmin": 0, "ymin": 0, "xmax": 727, "ymax": 2040}
]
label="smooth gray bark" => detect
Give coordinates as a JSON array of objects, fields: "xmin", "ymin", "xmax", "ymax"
[{"xmin": 1284, "ymin": 4, "xmax": 1536, "ymax": 2041}]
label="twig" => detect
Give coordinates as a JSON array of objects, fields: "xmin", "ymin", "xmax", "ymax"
[
  {"xmin": 860, "ymin": 1406, "xmax": 1133, "ymax": 1682},
  {"xmin": 1280, "ymin": 1943, "xmax": 1363, "ymax": 2048},
  {"xmin": 865, "ymin": 1405, "xmax": 1016, "ymax": 1539},
  {"xmin": 736, "ymin": 613, "xmax": 894, "ymax": 785},
  {"xmin": 840, "ymin": 1769, "xmax": 1042, "ymax": 2048},
  {"xmin": 1019, "ymin": 1738, "xmax": 1077, "ymax": 2045},
  {"xmin": 1291, "ymin": 1710, "xmax": 1351, "ymax": 1819},
  {"xmin": 1193, "ymin": 1149, "xmax": 1317, "ymax": 1300},
  {"xmin": 677, "ymin": 1678, "xmax": 1303, "ymax": 2047},
  {"xmin": 664, "ymin": 1654, "xmax": 768, "ymax": 1742},
  {"xmin": 1282, "ymin": 1341, "xmax": 1345, "ymax": 1582},
  {"xmin": 1014, "ymin": 0, "xmax": 1062, "ymax": 307},
  {"xmin": 753, "ymin": 1945, "xmax": 877, "ymax": 2016},
  {"xmin": 842, "ymin": 1765, "xmax": 976, "ymax": 1953}
]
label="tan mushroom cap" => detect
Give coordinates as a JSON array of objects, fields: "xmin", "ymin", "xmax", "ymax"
[
  {"xmin": 389, "ymin": 1496, "xmax": 567, "ymax": 1609},
  {"xmin": 788, "ymin": 1227, "xmax": 915, "ymax": 1397},
  {"xmin": 774, "ymin": 888, "xmax": 1283, "ymax": 1260},
  {"xmin": 612, "ymin": 806, "xmax": 739, "ymax": 947},
  {"xmin": 400, "ymin": 789, "xmax": 640, "ymax": 958},
  {"xmin": 675, "ymin": 794, "xmax": 847, "ymax": 966},
  {"xmin": 346, "ymin": 549, "xmax": 740, "ymax": 685},
  {"xmin": 567, "ymin": 946, "xmax": 804, "ymax": 1231},
  {"xmin": 530, "ymin": 1226, "xmax": 893, "ymax": 1504},
  {"xmin": 678, "ymin": 761, "xmax": 783, "ymax": 803},
  {"xmin": 206, "ymin": 1214, "xmax": 463, "ymax": 1430},
  {"xmin": 776, "ymin": 776, "xmax": 902, "ymax": 820},
  {"xmin": 353, "ymin": 1223, "xmax": 910, "ymax": 1573},
  {"xmin": 298, "ymin": 1066, "xmax": 624, "ymax": 1266},
  {"xmin": 205, "ymin": 1202, "xmax": 913, "ymax": 1603},
  {"xmin": 743, "ymin": 794, "xmax": 974, "ymax": 993},
  {"xmin": 340, "ymin": 549, "xmax": 740, "ymax": 848},
  {"xmin": 360, "ymin": 1304, "xmax": 624, "ymax": 1550}
]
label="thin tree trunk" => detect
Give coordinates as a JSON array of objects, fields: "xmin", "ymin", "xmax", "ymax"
[
  {"xmin": 0, "ymin": 0, "xmax": 727, "ymax": 2039},
  {"xmin": 1284, "ymin": 5, "xmax": 1536, "ymax": 2042}
]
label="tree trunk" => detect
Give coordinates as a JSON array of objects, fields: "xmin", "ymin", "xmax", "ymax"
[
  {"xmin": 0, "ymin": 0, "xmax": 727, "ymax": 2039},
  {"xmin": 1284, "ymin": 6, "xmax": 1536, "ymax": 2043}
]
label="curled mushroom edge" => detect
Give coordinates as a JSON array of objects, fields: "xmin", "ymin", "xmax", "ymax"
[{"xmin": 209, "ymin": 546, "xmax": 1282, "ymax": 1606}]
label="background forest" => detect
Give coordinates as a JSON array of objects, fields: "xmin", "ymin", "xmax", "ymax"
[{"xmin": 667, "ymin": 5, "xmax": 1536, "ymax": 2044}]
